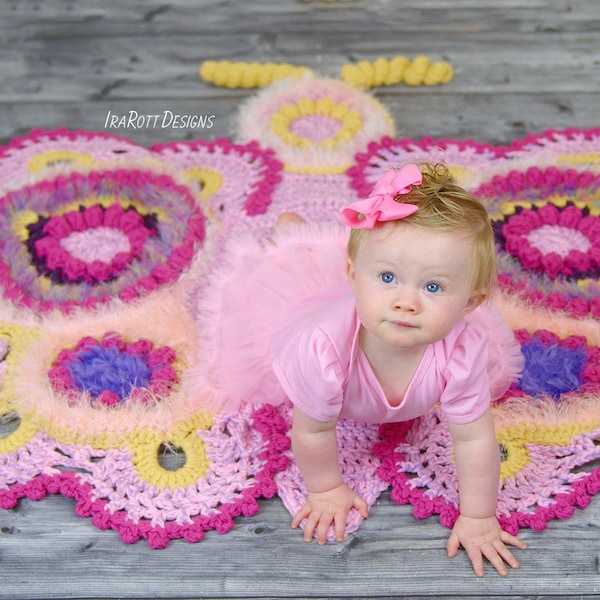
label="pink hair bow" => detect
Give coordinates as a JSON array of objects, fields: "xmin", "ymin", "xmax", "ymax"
[{"xmin": 340, "ymin": 164, "xmax": 422, "ymax": 228}]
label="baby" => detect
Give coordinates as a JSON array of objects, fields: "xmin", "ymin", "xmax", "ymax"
[{"xmin": 187, "ymin": 162, "xmax": 527, "ymax": 577}]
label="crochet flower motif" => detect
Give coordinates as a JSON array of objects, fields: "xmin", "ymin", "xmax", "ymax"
[
  {"xmin": 479, "ymin": 167, "xmax": 600, "ymax": 319},
  {"xmin": 27, "ymin": 204, "xmax": 158, "ymax": 286},
  {"xmin": 270, "ymin": 97, "xmax": 362, "ymax": 150},
  {"xmin": 0, "ymin": 167, "xmax": 206, "ymax": 313},
  {"xmin": 151, "ymin": 138, "xmax": 283, "ymax": 221},
  {"xmin": 375, "ymin": 328, "xmax": 600, "ymax": 534},
  {"xmin": 0, "ymin": 317, "xmax": 290, "ymax": 548},
  {"xmin": 236, "ymin": 74, "xmax": 394, "ymax": 173},
  {"xmin": 0, "ymin": 277, "xmax": 212, "ymax": 450},
  {"xmin": 348, "ymin": 128, "xmax": 600, "ymax": 200},
  {"xmin": 493, "ymin": 203, "xmax": 600, "ymax": 281},
  {"xmin": 347, "ymin": 135, "xmax": 504, "ymax": 198},
  {"xmin": 0, "ymin": 404, "xmax": 290, "ymax": 549},
  {"xmin": 0, "ymin": 128, "xmax": 153, "ymax": 196},
  {"xmin": 48, "ymin": 333, "xmax": 178, "ymax": 407},
  {"xmin": 375, "ymin": 407, "xmax": 600, "ymax": 535}
]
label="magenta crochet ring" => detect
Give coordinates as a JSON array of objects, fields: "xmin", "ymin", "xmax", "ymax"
[{"xmin": 0, "ymin": 168, "xmax": 206, "ymax": 313}]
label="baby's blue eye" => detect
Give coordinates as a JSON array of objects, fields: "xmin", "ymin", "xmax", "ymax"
[
  {"xmin": 380, "ymin": 272, "xmax": 396, "ymax": 284},
  {"xmin": 425, "ymin": 282, "xmax": 442, "ymax": 293}
]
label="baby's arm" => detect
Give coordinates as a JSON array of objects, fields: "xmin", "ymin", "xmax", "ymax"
[
  {"xmin": 290, "ymin": 405, "xmax": 369, "ymax": 544},
  {"xmin": 447, "ymin": 409, "xmax": 527, "ymax": 577}
]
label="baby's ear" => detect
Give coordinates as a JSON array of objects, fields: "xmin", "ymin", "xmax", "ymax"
[
  {"xmin": 463, "ymin": 290, "xmax": 487, "ymax": 316},
  {"xmin": 345, "ymin": 257, "xmax": 356, "ymax": 287}
]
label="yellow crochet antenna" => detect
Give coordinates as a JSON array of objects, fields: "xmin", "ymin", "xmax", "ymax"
[
  {"xmin": 200, "ymin": 60, "xmax": 312, "ymax": 88},
  {"xmin": 341, "ymin": 55, "xmax": 453, "ymax": 88}
]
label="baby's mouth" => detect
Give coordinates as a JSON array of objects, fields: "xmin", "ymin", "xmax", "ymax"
[{"xmin": 392, "ymin": 320, "xmax": 417, "ymax": 328}]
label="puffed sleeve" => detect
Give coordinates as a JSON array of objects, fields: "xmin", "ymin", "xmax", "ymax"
[
  {"xmin": 271, "ymin": 324, "xmax": 346, "ymax": 422},
  {"xmin": 439, "ymin": 321, "xmax": 491, "ymax": 424}
]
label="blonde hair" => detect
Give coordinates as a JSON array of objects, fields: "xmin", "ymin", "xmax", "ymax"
[{"xmin": 347, "ymin": 163, "xmax": 496, "ymax": 294}]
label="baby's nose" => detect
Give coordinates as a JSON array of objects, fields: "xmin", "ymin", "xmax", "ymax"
[{"xmin": 393, "ymin": 289, "xmax": 419, "ymax": 312}]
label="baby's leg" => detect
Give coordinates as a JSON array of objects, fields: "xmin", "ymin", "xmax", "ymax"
[
  {"xmin": 276, "ymin": 212, "xmax": 305, "ymax": 228},
  {"xmin": 266, "ymin": 212, "xmax": 306, "ymax": 245},
  {"xmin": 271, "ymin": 212, "xmax": 306, "ymax": 237}
]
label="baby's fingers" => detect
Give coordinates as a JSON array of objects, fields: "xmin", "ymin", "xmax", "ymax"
[
  {"xmin": 353, "ymin": 495, "xmax": 369, "ymax": 519},
  {"xmin": 501, "ymin": 530, "xmax": 528, "ymax": 550},
  {"xmin": 481, "ymin": 541, "xmax": 521, "ymax": 577},
  {"xmin": 446, "ymin": 531, "xmax": 460, "ymax": 558},
  {"xmin": 494, "ymin": 541, "xmax": 521, "ymax": 571},
  {"xmin": 333, "ymin": 510, "xmax": 348, "ymax": 542},
  {"xmin": 482, "ymin": 543, "xmax": 510, "ymax": 577},
  {"xmin": 303, "ymin": 510, "xmax": 326, "ymax": 543},
  {"xmin": 291, "ymin": 503, "xmax": 312, "ymax": 530},
  {"xmin": 315, "ymin": 512, "xmax": 335, "ymax": 544},
  {"xmin": 465, "ymin": 546, "xmax": 485, "ymax": 578}
]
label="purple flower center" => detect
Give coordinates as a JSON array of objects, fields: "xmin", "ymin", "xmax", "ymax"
[
  {"xmin": 67, "ymin": 346, "xmax": 151, "ymax": 399},
  {"xmin": 48, "ymin": 333, "xmax": 179, "ymax": 407},
  {"xmin": 518, "ymin": 340, "xmax": 587, "ymax": 400}
]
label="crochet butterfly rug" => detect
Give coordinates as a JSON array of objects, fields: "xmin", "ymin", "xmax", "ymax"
[{"xmin": 1, "ymin": 73, "xmax": 599, "ymax": 548}]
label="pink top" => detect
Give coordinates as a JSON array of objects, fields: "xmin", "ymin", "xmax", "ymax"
[{"xmin": 271, "ymin": 286, "xmax": 490, "ymax": 425}]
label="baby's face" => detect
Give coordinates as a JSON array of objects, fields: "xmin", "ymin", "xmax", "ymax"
[{"xmin": 346, "ymin": 221, "xmax": 483, "ymax": 353}]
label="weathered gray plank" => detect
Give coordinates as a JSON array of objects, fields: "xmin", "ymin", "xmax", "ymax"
[
  {"xmin": 3, "ymin": 0, "xmax": 600, "ymax": 38},
  {"xmin": 3, "ymin": 31, "xmax": 599, "ymax": 104},
  {"xmin": 1, "ymin": 491, "xmax": 600, "ymax": 599}
]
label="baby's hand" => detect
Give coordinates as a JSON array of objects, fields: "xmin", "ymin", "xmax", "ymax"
[
  {"xmin": 291, "ymin": 483, "xmax": 369, "ymax": 544},
  {"xmin": 447, "ymin": 514, "xmax": 527, "ymax": 577}
]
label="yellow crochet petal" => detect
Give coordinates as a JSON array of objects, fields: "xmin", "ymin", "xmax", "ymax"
[
  {"xmin": 341, "ymin": 55, "xmax": 453, "ymax": 88},
  {"xmin": 0, "ymin": 323, "xmax": 41, "ymax": 402},
  {"xmin": 0, "ymin": 412, "xmax": 39, "ymax": 455},
  {"xmin": 269, "ymin": 96, "xmax": 363, "ymax": 152},
  {"xmin": 129, "ymin": 412, "xmax": 213, "ymax": 491},
  {"xmin": 0, "ymin": 323, "xmax": 43, "ymax": 452},
  {"xmin": 315, "ymin": 97, "xmax": 336, "ymax": 114},
  {"xmin": 183, "ymin": 167, "xmax": 223, "ymax": 201},
  {"xmin": 28, "ymin": 150, "xmax": 96, "ymax": 174},
  {"xmin": 296, "ymin": 97, "xmax": 316, "ymax": 116},
  {"xmin": 424, "ymin": 61, "xmax": 454, "ymax": 85},
  {"xmin": 497, "ymin": 420, "xmax": 600, "ymax": 481},
  {"xmin": 11, "ymin": 210, "xmax": 40, "ymax": 242},
  {"xmin": 200, "ymin": 60, "xmax": 312, "ymax": 89},
  {"xmin": 340, "ymin": 60, "xmax": 372, "ymax": 88},
  {"xmin": 371, "ymin": 57, "xmax": 391, "ymax": 87},
  {"xmin": 403, "ymin": 55, "xmax": 431, "ymax": 86}
]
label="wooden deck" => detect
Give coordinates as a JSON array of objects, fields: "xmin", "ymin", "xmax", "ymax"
[{"xmin": 2, "ymin": 1, "xmax": 600, "ymax": 598}]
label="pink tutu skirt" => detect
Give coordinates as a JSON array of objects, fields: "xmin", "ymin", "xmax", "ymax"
[{"xmin": 183, "ymin": 222, "xmax": 523, "ymax": 413}]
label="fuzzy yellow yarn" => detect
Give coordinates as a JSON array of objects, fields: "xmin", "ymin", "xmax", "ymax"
[
  {"xmin": 200, "ymin": 57, "xmax": 452, "ymax": 90},
  {"xmin": 28, "ymin": 150, "xmax": 96, "ymax": 174},
  {"xmin": 496, "ymin": 419, "xmax": 600, "ymax": 481},
  {"xmin": 200, "ymin": 61, "xmax": 312, "ymax": 89},
  {"xmin": 0, "ymin": 323, "xmax": 43, "ymax": 453},
  {"xmin": 341, "ymin": 55, "xmax": 453, "ymax": 88},
  {"xmin": 269, "ymin": 97, "xmax": 362, "ymax": 150},
  {"xmin": 129, "ymin": 412, "xmax": 213, "ymax": 490}
]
